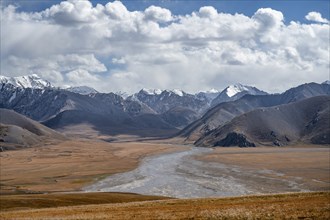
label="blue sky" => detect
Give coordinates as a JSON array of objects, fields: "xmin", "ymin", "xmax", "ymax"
[{"xmin": 4, "ymin": 0, "xmax": 330, "ymax": 23}]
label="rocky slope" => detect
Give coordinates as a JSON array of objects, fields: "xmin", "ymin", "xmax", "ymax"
[
  {"xmin": 129, "ymin": 89, "xmax": 210, "ymax": 115},
  {"xmin": 0, "ymin": 84, "xmax": 177, "ymax": 136},
  {"xmin": 195, "ymin": 96, "xmax": 330, "ymax": 147},
  {"xmin": 180, "ymin": 82, "xmax": 330, "ymax": 143}
]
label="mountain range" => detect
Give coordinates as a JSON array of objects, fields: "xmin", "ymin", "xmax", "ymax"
[
  {"xmin": 195, "ymin": 96, "xmax": 330, "ymax": 147},
  {"xmin": 1, "ymin": 74, "xmax": 329, "ymax": 147},
  {"xmin": 180, "ymin": 82, "xmax": 330, "ymax": 144}
]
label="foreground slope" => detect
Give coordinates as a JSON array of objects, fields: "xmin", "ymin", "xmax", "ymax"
[
  {"xmin": 0, "ymin": 109, "xmax": 65, "ymax": 150},
  {"xmin": 196, "ymin": 96, "xmax": 330, "ymax": 147},
  {"xmin": 1, "ymin": 192, "xmax": 328, "ymax": 220},
  {"xmin": 181, "ymin": 82, "xmax": 330, "ymax": 143}
]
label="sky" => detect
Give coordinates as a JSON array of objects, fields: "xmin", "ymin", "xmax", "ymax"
[{"xmin": 1, "ymin": 0, "xmax": 329, "ymax": 94}]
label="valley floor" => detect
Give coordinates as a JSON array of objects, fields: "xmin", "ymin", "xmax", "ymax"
[
  {"xmin": 196, "ymin": 147, "xmax": 330, "ymax": 192},
  {"xmin": 0, "ymin": 136, "xmax": 329, "ymax": 219},
  {"xmin": 0, "ymin": 138, "xmax": 187, "ymax": 194}
]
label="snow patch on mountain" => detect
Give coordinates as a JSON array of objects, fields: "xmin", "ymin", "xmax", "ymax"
[
  {"xmin": 226, "ymin": 84, "xmax": 252, "ymax": 97},
  {"xmin": 141, "ymin": 88, "xmax": 163, "ymax": 95},
  {"xmin": 0, "ymin": 74, "xmax": 52, "ymax": 89},
  {"xmin": 115, "ymin": 91, "xmax": 130, "ymax": 99},
  {"xmin": 172, "ymin": 89, "xmax": 184, "ymax": 96},
  {"xmin": 205, "ymin": 89, "xmax": 219, "ymax": 93},
  {"xmin": 66, "ymin": 86, "xmax": 98, "ymax": 95},
  {"xmin": 211, "ymin": 83, "xmax": 268, "ymax": 106}
]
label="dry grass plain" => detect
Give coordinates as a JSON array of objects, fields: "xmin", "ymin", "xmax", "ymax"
[
  {"xmin": 1, "ymin": 134, "xmax": 329, "ymax": 219},
  {"xmin": 0, "ymin": 192, "xmax": 170, "ymax": 211},
  {"xmin": 1, "ymin": 192, "xmax": 329, "ymax": 219},
  {"xmin": 197, "ymin": 147, "xmax": 330, "ymax": 191},
  {"xmin": 0, "ymin": 139, "xmax": 187, "ymax": 193}
]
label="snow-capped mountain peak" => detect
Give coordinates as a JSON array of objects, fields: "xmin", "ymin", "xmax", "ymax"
[
  {"xmin": 0, "ymin": 74, "xmax": 52, "ymax": 89},
  {"xmin": 66, "ymin": 86, "xmax": 98, "ymax": 95},
  {"xmin": 322, "ymin": 80, "xmax": 330, "ymax": 85},
  {"xmin": 141, "ymin": 88, "xmax": 163, "ymax": 95},
  {"xmin": 171, "ymin": 89, "xmax": 184, "ymax": 96},
  {"xmin": 226, "ymin": 83, "xmax": 251, "ymax": 97},
  {"xmin": 205, "ymin": 88, "xmax": 219, "ymax": 93},
  {"xmin": 225, "ymin": 83, "xmax": 267, "ymax": 97},
  {"xmin": 211, "ymin": 83, "xmax": 268, "ymax": 106}
]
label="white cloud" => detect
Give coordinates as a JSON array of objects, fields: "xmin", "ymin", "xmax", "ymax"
[
  {"xmin": 253, "ymin": 8, "xmax": 284, "ymax": 31},
  {"xmin": 199, "ymin": 6, "xmax": 218, "ymax": 19},
  {"xmin": 66, "ymin": 69, "xmax": 99, "ymax": 84},
  {"xmin": 305, "ymin": 12, "xmax": 329, "ymax": 23},
  {"xmin": 144, "ymin": 5, "xmax": 172, "ymax": 22},
  {"xmin": 1, "ymin": 1, "xmax": 329, "ymax": 94},
  {"xmin": 105, "ymin": 0, "xmax": 130, "ymax": 20}
]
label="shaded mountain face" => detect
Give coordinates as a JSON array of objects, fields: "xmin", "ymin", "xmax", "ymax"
[
  {"xmin": 1, "ymin": 74, "xmax": 271, "ymax": 130},
  {"xmin": 195, "ymin": 96, "xmax": 330, "ymax": 147},
  {"xmin": 0, "ymin": 109, "xmax": 65, "ymax": 150},
  {"xmin": 211, "ymin": 84, "xmax": 268, "ymax": 106},
  {"xmin": 180, "ymin": 83, "xmax": 330, "ymax": 143},
  {"xmin": 0, "ymin": 85, "xmax": 178, "ymax": 137},
  {"xmin": 161, "ymin": 107, "xmax": 199, "ymax": 128},
  {"xmin": 0, "ymin": 85, "xmax": 127, "ymax": 122}
]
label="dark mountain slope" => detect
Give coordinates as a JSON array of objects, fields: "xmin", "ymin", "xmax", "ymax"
[
  {"xmin": 43, "ymin": 110, "xmax": 178, "ymax": 137},
  {"xmin": 161, "ymin": 107, "xmax": 199, "ymax": 128},
  {"xmin": 1, "ymin": 86, "xmax": 177, "ymax": 136},
  {"xmin": 180, "ymin": 83, "xmax": 330, "ymax": 142},
  {"xmin": 195, "ymin": 96, "xmax": 330, "ymax": 147}
]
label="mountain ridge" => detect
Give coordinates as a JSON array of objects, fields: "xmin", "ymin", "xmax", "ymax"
[
  {"xmin": 195, "ymin": 95, "xmax": 330, "ymax": 147},
  {"xmin": 180, "ymin": 82, "xmax": 330, "ymax": 144}
]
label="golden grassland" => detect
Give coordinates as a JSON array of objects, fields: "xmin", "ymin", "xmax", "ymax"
[
  {"xmin": 0, "ymin": 192, "xmax": 329, "ymax": 219},
  {"xmin": 0, "ymin": 192, "xmax": 170, "ymax": 211},
  {"xmin": 197, "ymin": 147, "xmax": 330, "ymax": 191},
  {"xmin": 0, "ymin": 139, "xmax": 187, "ymax": 193}
]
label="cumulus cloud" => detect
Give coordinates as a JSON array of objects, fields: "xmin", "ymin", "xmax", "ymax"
[
  {"xmin": 66, "ymin": 69, "xmax": 99, "ymax": 84},
  {"xmin": 43, "ymin": 0, "xmax": 97, "ymax": 25},
  {"xmin": 1, "ymin": 1, "xmax": 329, "ymax": 94},
  {"xmin": 144, "ymin": 5, "xmax": 172, "ymax": 22},
  {"xmin": 253, "ymin": 8, "xmax": 284, "ymax": 30},
  {"xmin": 104, "ymin": 0, "xmax": 130, "ymax": 20},
  {"xmin": 305, "ymin": 12, "xmax": 329, "ymax": 23},
  {"xmin": 199, "ymin": 6, "xmax": 218, "ymax": 19}
]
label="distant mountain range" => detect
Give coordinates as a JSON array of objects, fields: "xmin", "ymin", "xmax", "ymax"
[
  {"xmin": 1, "ymin": 74, "xmax": 329, "ymax": 147},
  {"xmin": 0, "ymin": 74, "xmax": 270, "ymax": 128}
]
